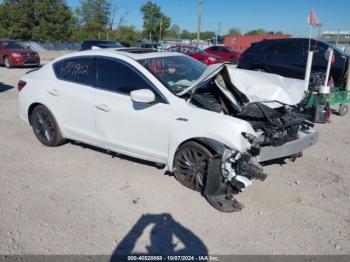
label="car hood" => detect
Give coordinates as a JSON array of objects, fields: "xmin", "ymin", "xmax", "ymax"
[
  {"xmin": 226, "ymin": 67, "xmax": 307, "ymax": 107},
  {"xmin": 177, "ymin": 64, "xmax": 307, "ymax": 107}
]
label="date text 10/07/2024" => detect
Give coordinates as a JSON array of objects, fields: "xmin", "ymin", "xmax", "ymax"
[{"xmin": 127, "ymin": 255, "xmax": 220, "ymax": 261}]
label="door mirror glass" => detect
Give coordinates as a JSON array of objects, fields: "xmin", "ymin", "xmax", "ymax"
[{"xmin": 130, "ymin": 89, "xmax": 155, "ymax": 104}]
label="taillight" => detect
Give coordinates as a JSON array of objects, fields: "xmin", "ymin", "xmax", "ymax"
[{"xmin": 17, "ymin": 80, "xmax": 26, "ymax": 92}]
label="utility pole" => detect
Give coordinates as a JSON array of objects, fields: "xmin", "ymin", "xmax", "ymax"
[
  {"xmin": 216, "ymin": 22, "xmax": 221, "ymax": 45},
  {"xmin": 197, "ymin": 0, "xmax": 202, "ymax": 46}
]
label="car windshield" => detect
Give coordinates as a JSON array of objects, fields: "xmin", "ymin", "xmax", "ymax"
[
  {"xmin": 3, "ymin": 41, "xmax": 26, "ymax": 49},
  {"xmin": 193, "ymin": 47, "xmax": 206, "ymax": 54},
  {"xmin": 138, "ymin": 55, "xmax": 207, "ymax": 94}
]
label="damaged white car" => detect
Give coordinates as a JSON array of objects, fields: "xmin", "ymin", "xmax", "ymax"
[{"xmin": 18, "ymin": 48, "xmax": 318, "ymax": 212}]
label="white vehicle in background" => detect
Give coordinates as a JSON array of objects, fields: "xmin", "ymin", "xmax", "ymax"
[{"xmin": 18, "ymin": 48, "xmax": 318, "ymax": 212}]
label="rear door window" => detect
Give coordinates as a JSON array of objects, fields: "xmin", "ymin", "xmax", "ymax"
[{"xmin": 53, "ymin": 57, "xmax": 97, "ymax": 86}]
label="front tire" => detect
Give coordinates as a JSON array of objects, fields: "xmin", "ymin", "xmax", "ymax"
[
  {"xmin": 173, "ymin": 141, "xmax": 213, "ymax": 192},
  {"xmin": 30, "ymin": 105, "xmax": 65, "ymax": 147},
  {"xmin": 4, "ymin": 56, "xmax": 12, "ymax": 68},
  {"xmin": 338, "ymin": 104, "xmax": 349, "ymax": 116}
]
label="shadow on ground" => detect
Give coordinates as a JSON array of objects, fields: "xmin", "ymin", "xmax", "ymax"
[
  {"xmin": 0, "ymin": 82, "xmax": 14, "ymax": 92},
  {"xmin": 111, "ymin": 213, "xmax": 208, "ymax": 260}
]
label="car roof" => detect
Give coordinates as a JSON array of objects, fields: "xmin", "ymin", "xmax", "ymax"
[{"xmin": 60, "ymin": 47, "xmax": 184, "ymax": 61}]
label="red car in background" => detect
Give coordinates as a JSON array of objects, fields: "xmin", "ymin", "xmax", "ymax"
[
  {"xmin": 205, "ymin": 46, "xmax": 241, "ymax": 64},
  {"xmin": 167, "ymin": 45, "xmax": 223, "ymax": 65},
  {"xmin": 0, "ymin": 40, "xmax": 40, "ymax": 68}
]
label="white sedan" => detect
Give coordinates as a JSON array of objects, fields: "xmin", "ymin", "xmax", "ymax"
[{"xmin": 18, "ymin": 48, "xmax": 318, "ymax": 212}]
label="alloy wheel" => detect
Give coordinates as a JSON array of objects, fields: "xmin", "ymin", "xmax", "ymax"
[
  {"xmin": 173, "ymin": 143, "xmax": 212, "ymax": 192},
  {"xmin": 32, "ymin": 110, "xmax": 56, "ymax": 144}
]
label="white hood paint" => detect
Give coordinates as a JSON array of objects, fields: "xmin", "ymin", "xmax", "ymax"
[{"xmin": 226, "ymin": 66, "xmax": 307, "ymax": 107}]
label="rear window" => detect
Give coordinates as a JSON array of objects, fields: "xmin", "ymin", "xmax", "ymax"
[
  {"xmin": 275, "ymin": 42, "xmax": 302, "ymax": 55},
  {"xmin": 244, "ymin": 43, "xmax": 264, "ymax": 54},
  {"xmin": 53, "ymin": 57, "xmax": 97, "ymax": 86}
]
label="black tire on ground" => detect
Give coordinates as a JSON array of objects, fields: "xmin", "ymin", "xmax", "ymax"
[
  {"xmin": 173, "ymin": 141, "xmax": 213, "ymax": 192},
  {"xmin": 338, "ymin": 104, "xmax": 349, "ymax": 116},
  {"xmin": 30, "ymin": 105, "xmax": 65, "ymax": 147},
  {"xmin": 230, "ymin": 56, "xmax": 238, "ymax": 64},
  {"xmin": 4, "ymin": 56, "xmax": 12, "ymax": 68}
]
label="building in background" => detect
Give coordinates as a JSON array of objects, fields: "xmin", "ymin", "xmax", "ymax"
[
  {"xmin": 224, "ymin": 34, "xmax": 291, "ymax": 52},
  {"xmin": 320, "ymin": 31, "xmax": 350, "ymax": 54}
]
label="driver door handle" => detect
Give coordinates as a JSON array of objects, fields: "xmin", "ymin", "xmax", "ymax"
[{"xmin": 95, "ymin": 104, "xmax": 110, "ymax": 112}]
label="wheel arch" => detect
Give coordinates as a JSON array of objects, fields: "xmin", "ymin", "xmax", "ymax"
[
  {"xmin": 28, "ymin": 102, "xmax": 44, "ymax": 125},
  {"xmin": 27, "ymin": 102, "xmax": 60, "ymax": 128},
  {"xmin": 167, "ymin": 137, "xmax": 227, "ymax": 172}
]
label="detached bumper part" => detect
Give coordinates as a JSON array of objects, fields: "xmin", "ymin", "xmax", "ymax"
[
  {"xmin": 203, "ymin": 153, "xmax": 265, "ymax": 213},
  {"xmin": 256, "ymin": 129, "xmax": 319, "ymax": 162},
  {"xmin": 203, "ymin": 156, "xmax": 244, "ymax": 212}
]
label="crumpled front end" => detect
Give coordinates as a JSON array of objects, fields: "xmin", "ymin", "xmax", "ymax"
[
  {"xmin": 183, "ymin": 65, "xmax": 319, "ymax": 212},
  {"xmin": 202, "ymin": 103, "xmax": 318, "ymax": 212}
]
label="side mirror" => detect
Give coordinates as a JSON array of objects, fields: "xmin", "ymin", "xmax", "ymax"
[{"xmin": 130, "ymin": 89, "xmax": 155, "ymax": 104}]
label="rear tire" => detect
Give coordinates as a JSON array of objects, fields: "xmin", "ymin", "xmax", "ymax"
[
  {"xmin": 30, "ymin": 105, "xmax": 65, "ymax": 147},
  {"xmin": 338, "ymin": 104, "xmax": 349, "ymax": 116},
  {"xmin": 173, "ymin": 141, "xmax": 213, "ymax": 192},
  {"xmin": 4, "ymin": 56, "xmax": 12, "ymax": 68}
]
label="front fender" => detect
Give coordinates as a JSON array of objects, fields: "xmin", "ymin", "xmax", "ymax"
[{"xmin": 166, "ymin": 109, "xmax": 256, "ymax": 171}]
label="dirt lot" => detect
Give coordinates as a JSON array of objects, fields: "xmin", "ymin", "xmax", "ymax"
[{"xmin": 0, "ymin": 51, "xmax": 350, "ymax": 255}]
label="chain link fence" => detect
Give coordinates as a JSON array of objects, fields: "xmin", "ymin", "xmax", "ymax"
[{"xmin": 23, "ymin": 41, "xmax": 81, "ymax": 52}]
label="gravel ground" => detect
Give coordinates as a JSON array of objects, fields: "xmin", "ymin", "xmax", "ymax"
[{"xmin": 0, "ymin": 51, "xmax": 349, "ymax": 255}]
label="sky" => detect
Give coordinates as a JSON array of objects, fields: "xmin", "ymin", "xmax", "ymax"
[{"xmin": 67, "ymin": 0, "xmax": 350, "ymax": 36}]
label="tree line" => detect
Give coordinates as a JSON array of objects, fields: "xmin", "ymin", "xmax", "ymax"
[{"xmin": 0, "ymin": 0, "xmax": 284, "ymax": 45}]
